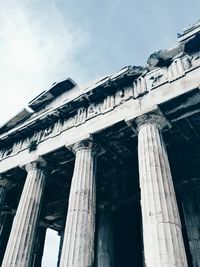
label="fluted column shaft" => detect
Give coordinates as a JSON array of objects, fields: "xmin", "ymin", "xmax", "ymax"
[
  {"xmin": 137, "ymin": 115, "xmax": 188, "ymax": 267},
  {"xmin": 2, "ymin": 160, "xmax": 46, "ymax": 267},
  {"xmin": 182, "ymin": 192, "xmax": 200, "ymax": 267},
  {"xmin": 59, "ymin": 140, "xmax": 97, "ymax": 267},
  {"xmin": 97, "ymin": 209, "xmax": 114, "ymax": 267},
  {"xmin": 0, "ymin": 186, "xmax": 6, "ymax": 263},
  {"xmin": 0, "ymin": 182, "xmax": 15, "ymax": 264}
]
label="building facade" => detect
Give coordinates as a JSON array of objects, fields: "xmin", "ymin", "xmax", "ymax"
[{"xmin": 0, "ymin": 22, "xmax": 200, "ymax": 267}]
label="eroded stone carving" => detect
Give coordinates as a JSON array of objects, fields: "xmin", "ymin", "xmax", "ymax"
[{"xmin": 133, "ymin": 76, "xmax": 147, "ymax": 98}]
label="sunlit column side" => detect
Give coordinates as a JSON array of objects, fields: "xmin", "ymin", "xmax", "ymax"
[
  {"xmin": 136, "ymin": 113, "xmax": 188, "ymax": 267},
  {"xmin": 59, "ymin": 140, "xmax": 98, "ymax": 267},
  {"xmin": 97, "ymin": 208, "xmax": 114, "ymax": 267},
  {"xmin": 2, "ymin": 159, "xmax": 47, "ymax": 267}
]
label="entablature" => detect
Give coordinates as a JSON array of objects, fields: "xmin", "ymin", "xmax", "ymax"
[{"xmin": 0, "ymin": 65, "xmax": 200, "ymax": 174}]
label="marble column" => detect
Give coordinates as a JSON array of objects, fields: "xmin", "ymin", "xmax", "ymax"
[
  {"xmin": 0, "ymin": 186, "xmax": 7, "ymax": 263},
  {"xmin": 2, "ymin": 159, "xmax": 47, "ymax": 267},
  {"xmin": 182, "ymin": 191, "xmax": 200, "ymax": 267},
  {"xmin": 59, "ymin": 140, "xmax": 97, "ymax": 267},
  {"xmin": 0, "ymin": 180, "xmax": 13, "ymax": 264},
  {"xmin": 96, "ymin": 208, "xmax": 114, "ymax": 267},
  {"xmin": 136, "ymin": 113, "xmax": 188, "ymax": 267}
]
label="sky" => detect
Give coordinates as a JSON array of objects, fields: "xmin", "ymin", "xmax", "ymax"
[{"xmin": 0, "ymin": 0, "xmax": 200, "ymax": 266}]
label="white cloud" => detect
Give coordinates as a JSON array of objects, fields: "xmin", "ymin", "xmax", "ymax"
[{"xmin": 0, "ymin": 1, "xmax": 89, "ymax": 125}]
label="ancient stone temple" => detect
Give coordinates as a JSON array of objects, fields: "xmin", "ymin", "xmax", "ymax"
[{"xmin": 0, "ymin": 21, "xmax": 200, "ymax": 267}]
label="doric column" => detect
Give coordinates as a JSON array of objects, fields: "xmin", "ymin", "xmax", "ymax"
[
  {"xmin": 2, "ymin": 159, "xmax": 47, "ymax": 267},
  {"xmin": 136, "ymin": 113, "xmax": 188, "ymax": 267},
  {"xmin": 0, "ymin": 186, "xmax": 7, "ymax": 263},
  {"xmin": 59, "ymin": 140, "xmax": 98, "ymax": 267},
  {"xmin": 96, "ymin": 208, "xmax": 114, "ymax": 267},
  {"xmin": 0, "ymin": 179, "xmax": 13, "ymax": 264},
  {"xmin": 182, "ymin": 191, "xmax": 200, "ymax": 267}
]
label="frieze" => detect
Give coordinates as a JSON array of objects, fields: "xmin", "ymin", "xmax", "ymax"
[
  {"xmin": 191, "ymin": 53, "xmax": 200, "ymax": 69},
  {"xmin": 167, "ymin": 57, "xmax": 185, "ymax": 82},
  {"xmin": 12, "ymin": 140, "xmax": 23, "ymax": 156},
  {"xmin": 144, "ymin": 67, "xmax": 167, "ymax": 90},
  {"xmin": 86, "ymin": 103, "xmax": 101, "ymax": 120},
  {"xmin": 61, "ymin": 116, "xmax": 76, "ymax": 132},
  {"xmin": 0, "ymin": 88, "xmax": 131, "ymax": 160},
  {"xmin": 123, "ymin": 86, "xmax": 134, "ymax": 101},
  {"xmin": 182, "ymin": 55, "xmax": 192, "ymax": 70},
  {"xmin": 102, "ymin": 94, "xmax": 115, "ymax": 113},
  {"xmin": 43, "ymin": 126, "xmax": 53, "ymax": 137},
  {"xmin": 133, "ymin": 76, "xmax": 147, "ymax": 98},
  {"xmin": 75, "ymin": 107, "xmax": 87, "ymax": 125}
]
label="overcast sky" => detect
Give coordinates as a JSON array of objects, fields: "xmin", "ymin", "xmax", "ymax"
[{"xmin": 1, "ymin": 0, "xmax": 200, "ymax": 266}]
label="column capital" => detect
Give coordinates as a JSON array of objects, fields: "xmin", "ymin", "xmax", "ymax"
[
  {"xmin": 71, "ymin": 139, "xmax": 103, "ymax": 156},
  {"xmin": 72, "ymin": 139, "xmax": 94, "ymax": 152},
  {"xmin": 24, "ymin": 157, "xmax": 47, "ymax": 173},
  {"xmin": 126, "ymin": 109, "xmax": 171, "ymax": 133},
  {"xmin": 135, "ymin": 112, "xmax": 168, "ymax": 130}
]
